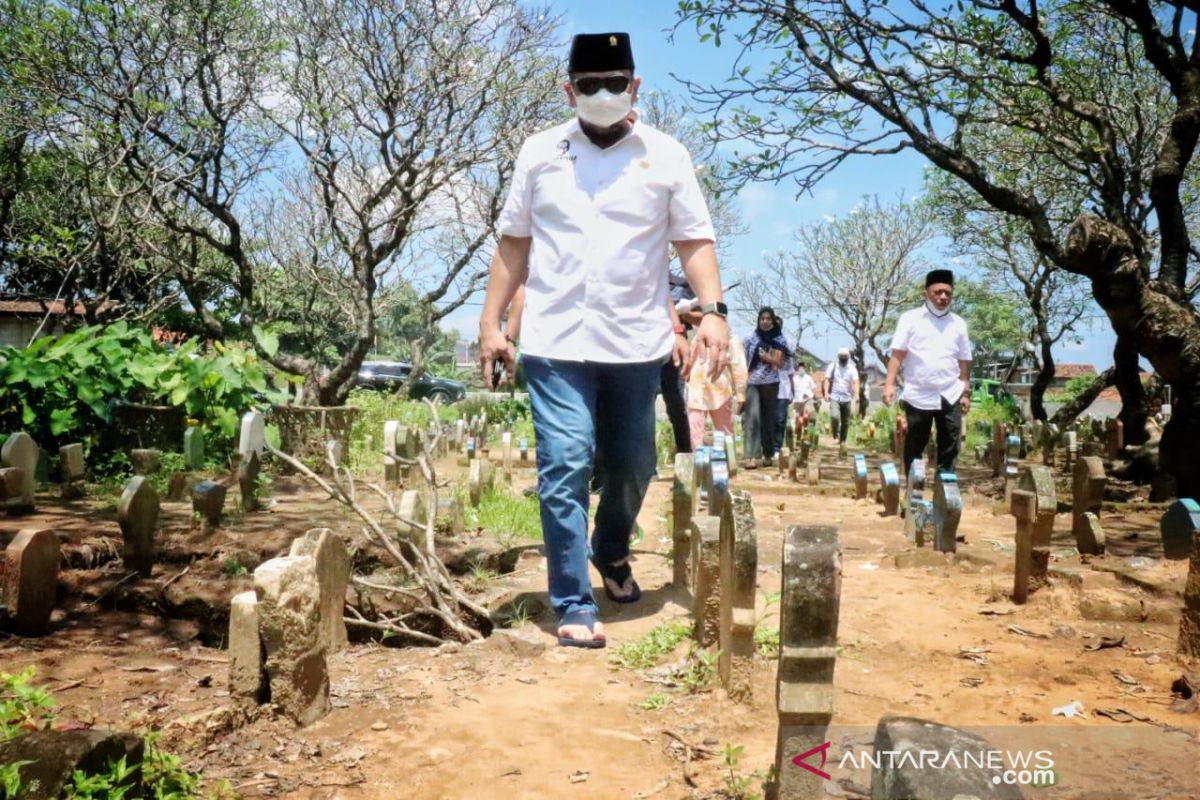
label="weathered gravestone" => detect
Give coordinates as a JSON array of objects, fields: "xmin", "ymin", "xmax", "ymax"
[
  {"xmin": 710, "ymin": 453, "xmax": 730, "ymax": 519},
  {"xmin": 778, "ymin": 446, "xmax": 790, "ymax": 477},
  {"xmin": 788, "ymin": 446, "xmax": 799, "ymax": 482},
  {"xmin": 0, "ymin": 468, "xmax": 26, "ymax": 513},
  {"xmin": 690, "ymin": 515, "xmax": 721, "ymax": 647},
  {"xmin": 990, "ymin": 421, "xmax": 1007, "ymax": 478},
  {"xmin": 0, "ymin": 528, "xmax": 59, "ymax": 635},
  {"xmin": 800, "ymin": 428, "xmax": 812, "ymax": 466},
  {"xmin": 129, "ymin": 448, "xmax": 161, "ymax": 475},
  {"xmin": 253, "ymin": 556, "xmax": 330, "ymax": 726},
  {"xmin": 719, "ymin": 492, "xmax": 757, "ymax": 703},
  {"xmin": 724, "ymin": 432, "xmax": 738, "ymax": 477},
  {"xmin": 775, "ymin": 524, "xmax": 841, "ymax": 800},
  {"xmin": 879, "ymin": 461, "xmax": 900, "ymax": 516},
  {"xmin": 893, "ymin": 419, "xmax": 906, "ymax": 464},
  {"xmin": 1011, "ymin": 489, "xmax": 1038, "ymax": 605},
  {"xmin": 117, "ymin": 476, "xmax": 159, "ymax": 577},
  {"xmin": 228, "ymin": 590, "xmax": 267, "ymax": 715},
  {"xmin": 1105, "ymin": 417, "xmax": 1124, "ymax": 460},
  {"xmin": 1017, "ymin": 465, "xmax": 1056, "ymax": 586},
  {"xmin": 59, "ymin": 443, "xmax": 85, "ymax": 499},
  {"xmin": 904, "ymin": 460, "xmax": 931, "ymax": 545},
  {"xmin": 183, "ymin": 427, "xmax": 205, "ymax": 470},
  {"xmin": 288, "ymin": 528, "xmax": 350, "ymax": 655},
  {"xmin": 870, "ymin": 717, "xmax": 1025, "ymax": 800},
  {"xmin": 672, "ymin": 453, "xmax": 695, "ymax": 589},
  {"xmin": 1065, "ymin": 429, "xmax": 1078, "ymax": 471},
  {"xmin": 1041, "ymin": 422, "xmax": 1059, "ymax": 467},
  {"xmin": 1161, "ymin": 499, "xmax": 1200, "ymax": 561},
  {"xmin": 932, "ymin": 473, "xmax": 962, "ymax": 553},
  {"xmin": 436, "ymin": 495, "xmax": 466, "ymax": 536},
  {"xmin": 238, "ymin": 410, "xmax": 266, "ymax": 457},
  {"xmin": 1, "ymin": 432, "xmax": 37, "ymax": 511},
  {"xmin": 693, "ymin": 446, "xmax": 711, "ymax": 508},
  {"xmin": 238, "ymin": 449, "xmax": 261, "ymax": 512},
  {"xmin": 192, "ymin": 480, "xmax": 227, "ymax": 533},
  {"xmin": 395, "ymin": 426, "xmax": 414, "ymax": 480},
  {"xmin": 468, "ymin": 459, "xmax": 495, "ymax": 507},
  {"xmin": 1179, "ymin": 517, "xmax": 1200, "ymax": 656},
  {"xmin": 398, "ymin": 489, "xmax": 429, "ymax": 543},
  {"xmin": 465, "ymin": 436, "xmax": 477, "ymax": 462},
  {"xmin": 1072, "ymin": 456, "xmax": 1107, "ymax": 555},
  {"xmin": 806, "ymin": 453, "xmax": 821, "ymax": 486},
  {"xmin": 383, "ymin": 420, "xmax": 401, "ymax": 483},
  {"xmin": 455, "ymin": 419, "xmax": 466, "ymax": 451},
  {"xmin": 501, "ymin": 432, "xmax": 513, "ymax": 479},
  {"xmin": 519, "ymin": 436, "xmax": 530, "ymax": 463},
  {"xmin": 853, "ymin": 454, "xmax": 869, "ymax": 500},
  {"xmin": 0, "ymin": 729, "xmax": 145, "ymax": 800}
]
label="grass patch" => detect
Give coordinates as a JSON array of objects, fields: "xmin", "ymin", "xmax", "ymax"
[
  {"xmin": 639, "ymin": 693, "xmax": 672, "ymax": 711},
  {"xmin": 611, "ymin": 621, "xmax": 691, "ymax": 670},
  {"xmin": 468, "ymin": 488, "xmax": 542, "ymax": 547}
]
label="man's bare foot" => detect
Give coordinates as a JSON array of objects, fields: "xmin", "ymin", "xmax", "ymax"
[
  {"xmin": 556, "ymin": 609, "xmax": 606, "ymax": 648},
  {"xmin": 557, "ymin": 619, "xmax": 605, "ymax": 645}
]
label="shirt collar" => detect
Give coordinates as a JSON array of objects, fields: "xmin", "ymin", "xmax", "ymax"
[{"xmin": 563, "ymin": 116, "xmax": 643, "ymax": 150}]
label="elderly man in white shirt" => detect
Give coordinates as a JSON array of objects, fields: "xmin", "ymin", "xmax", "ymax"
[
  {"xmin": 478, "ymin": 33, "xmax": 729, "ymax": 649},
  {"xmin": 883, "ymin": 269, "xmax": 974, "ymax": 475}
]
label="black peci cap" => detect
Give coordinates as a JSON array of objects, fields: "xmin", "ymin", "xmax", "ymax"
[
  {"xmin": 925, "ymin": 269, "xmax": 954, "ymax": 287},
  {"xmin": 568, "ymin": 33, "xmax": 634, "ymax": 73}
]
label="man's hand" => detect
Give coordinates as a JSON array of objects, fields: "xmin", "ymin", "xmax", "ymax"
[
  {"xmin": 672, "ymin": 333, "xmax": 690, "ymax": 373},
  {"xmin": 479, "ymin": 325, "xmax": 516, "ymax": 389},
  {"xmin": 961, "ymin": 383, "xmax": 972, "ymax": 414},
  {"xmin": 883, "ymin": 383, "xmax": 897, "ymax": 406},
  {"xmin": 690, "ymin": 313, "xmax": 729, "ymax": 380}
]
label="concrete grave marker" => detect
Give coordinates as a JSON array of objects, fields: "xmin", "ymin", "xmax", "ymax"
[
  {"xmin": 465, "ymin": 436, "xmax": 477, "ymax": 461},
  {"xmin": 288, "ymin": 528, "xmax": 350, "ymax": 654},
  {"xmin": 1010, "ymin": 489, "xmax": 1037, "ymax": 604},
  {"xmin": 990, "ymin": 421, "xmax": 1006, "ymax": 477},
  {"xmin": 253, "ymin": 556, "xmax": 330, "ymax": 726},
  {"xmin": 870, "ymin": 717, "xmax": 1024, "ymax": 800},
  {"xmin": 1162, "ymin": 499, "xmax": 1200, "ymax": 560},
  {"xmin": 0, "ymin": 468, "xmax": 26, "ymax": 510},
  {"xmin": 799, "ymin": 429, "xmax": 812, "ymax": 466},
  {"xmin": 129, "ymin": 448, "xmax": 161, "ymax": 475},
  {"xmin": 238, "ymin": 449, "xmax": 261, "ymax": 512},
  {"xmin": 501, "ymin": 432, "xmax": 513, "ymax": 477},
  {"xmin": 788, "ymin": 446, "xmax": 799, "ymax": 482},
  {"xmin": 1105, "ymin": 417, "xmax": 1124, "ymax": 460},
  {"xmin": 436, "ymin": 495, "xmax": 466, "ymax": 536},
  {"xmin": 710, "ymin": 459, "xmax": 730, "ymax": 518},
  {"xmin": 1072, "ymin": 456, "xmax": 1107, "ymax": 555},
  {"xmin": 1, "ymin": 432, "xmax": 37, "ymax": 511},
  {"xmin": 0, "ymin": 528, "xmax": 59, "ymax": 635},
  {"xmin": 59, "ymin": 443, "xmax": 85, "ymax": 499},
  {"xmin": 383, "ymin": 420, "xmax": 400, "ymax": 483},
  {"xmin": 724, "ymin": 432, "xmax": 738, "ymax": 477},
  {"xmin": 879, "ymin": 461, "xmax": 900, "ymax": 516},
  {"xmin": 468, "ymin": 459, "xmax": 496, "ymax": 507},
  {"xmin": 693, "ymin": 446, "xmax": 711, "ymax": 507},
  {"xmin": 805, "ymin": 453, "xmax": 821, "ymax": 486},
  {"xmin": 455, "ymin": 419, "xmax": 466, "ymax": 450},
  {"xmin": 183, "ymin": 427, "xmax": 205, "ymax": 470},
  {"xmin": 1018, "ymin": 465, "xmax": 1056, "ymax": 585},
  {"xmin": 775, "ymin": 524, "xmax": 841, "ymax": 800},
  {"xmin": 690, "ymin": 516, "xmax": 721, "ymax": 647},
  {"xmin": 324, "ymin": 439, "xmax": 343, "ymax": 468},
  {"xmin": 672, "ymin": 453, "xmax": 695, "ymax": 589},
  {"xmin": 932, "ymin": 472, "xmax": 963, "ymax": 553},
  {"xmin": 238, "ymin": 410, "xmax": 266, "ymax": 457},
  {"xmin": 192, "ymin": 480, "xmax": 227, "ymax": 533},
  {"xmin": 853, "ymin": 454, "xmax": 868, "ymax": 500},
  {"xmin": 519, "ymin": 436, "xmax": 529, "ymax": 463},
  {"xmin": 894, "ymin": 419, "xmax": 906, "ymax": 463},
  {"xmin": 395, "ymin": 426, "xmax": 413, "ymax": 480},
  {"xmin": 117, "ymin": 476, "xmax": 159, "ymax": 577},
  {"xmin": 778, "ymin": 446, "xmax": 789, "ymax": 477},
  {"xmin": 1080, "ymin": 512, "xmax": 1106, "ymax": 555},
  {"xmin": 1066, "ymin": 429, "xmax": 1078, "ymax": 470},
  {"xmin": 228, "ymin": 591, "xmax": 267, "ymax": 713},
  {"xmin": 904, "ymin": 460, "xmax": 929, "ymax": 545},
  {"xmin": 1179, "ymin": 514, "xmax": 1200, "ymax": 656},
  {"xmin": 719, "ymin": 492, "xmax": 757, "ymax": 703},
  {"xmin": 397, "ymin": 490, "xmax": 429, "ymax": 543}
]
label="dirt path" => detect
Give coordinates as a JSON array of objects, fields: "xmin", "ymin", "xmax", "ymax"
[{"xmin": 2, "ymin": 445, "xmax": 1194, "ymax": 798}]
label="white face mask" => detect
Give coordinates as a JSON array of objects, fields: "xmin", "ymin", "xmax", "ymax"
[
  {"xmin": 575, "ymin": 89, "xmax": 632, "ymax": 128},
  {"xmin": 925, "ymin": 299, "xmax": 952, "ymax": 318}
]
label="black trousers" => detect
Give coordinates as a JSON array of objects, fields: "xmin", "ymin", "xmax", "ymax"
[
  {"xmin": 660, "ymin": 359, "xmax": 692, "ymax": 454},
  {"xmin": 902, "ymin": 397, "xmax": 963, "ymax": 475}
]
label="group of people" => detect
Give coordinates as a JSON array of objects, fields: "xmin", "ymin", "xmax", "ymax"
[{"xmin": 478, "ymin": 32, "xmax": 973, "ymax": 648}]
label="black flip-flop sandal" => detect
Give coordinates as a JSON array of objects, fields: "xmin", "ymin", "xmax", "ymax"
[
  {"xmin": 592, "ymin": 557, "xmax": 642, "ymax": 604},
  {"xmin": 557, "ymin": 608, "xmax": 606, "ymax": 649}
]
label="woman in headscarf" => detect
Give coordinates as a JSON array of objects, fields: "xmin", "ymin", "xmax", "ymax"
[{"xmin": 742, "ymin": 307, "xmax": 792, "ymax": 467}]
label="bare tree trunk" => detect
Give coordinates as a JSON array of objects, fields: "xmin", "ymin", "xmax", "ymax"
[
  {"xmin": 1065, "ymin": 216, "xmax": 1200, "ymax": 495},
  {"xmin": 1030, "ymin": 330, "xmax": 1054, "ymax": 422},
  {"xmin": 1112, "ymin": 334, "xmax": 1149, "ymax": 446}
]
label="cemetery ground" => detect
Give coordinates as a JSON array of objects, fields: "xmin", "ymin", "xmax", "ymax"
[{"xmin": 1, "ymin": 435, "xmax": 1196, "ymax": 799}]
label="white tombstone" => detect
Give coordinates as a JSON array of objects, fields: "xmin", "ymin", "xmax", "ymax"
[
  {"xmin": 238, "ymin": 411, "xmax": 266, "ymax": 457},
  {"xmin": 383, "ymin": 420, "xmax": 399, "ymax": 457},
  {"xmin": 1, "ymin": 432, "xmax": 38, "ymax": 508}
]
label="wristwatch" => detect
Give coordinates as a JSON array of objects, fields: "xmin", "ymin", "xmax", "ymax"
[{"xmin": 698, "ymin": 301, "xmax": 728, "ymax": 319}]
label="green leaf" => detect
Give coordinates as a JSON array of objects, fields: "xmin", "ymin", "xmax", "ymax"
[
  {"xmin": 253, "ymin": 325, "xmax": 279, "ymax": 358},
  {"xmin": 49, "ymin": 407, "xmax": 75, "ymax": 436}
]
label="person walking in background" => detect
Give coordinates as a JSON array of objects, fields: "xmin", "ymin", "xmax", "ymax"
[
  {"xmin": 742, "ymin": 307, "xmax": 791, "ymax": 468},
  {"xmin": 883, "ymin": 269, "xmax": 973, "ymax": 475},
  {"xmin": 791, "ymin": 361, "xmax": 815, "ymax": 433},
  {"xmin": 825, "ymin": 347, "xmax": 860, "ymax": 451},
  {"xmin": 478, "ymin": 32, "xmax": 729, "ymax": 648},
  {"xmin": 773, "ymin": 312, "xmax": 794, "ymax": 454},
  {"xmin": 687, "ymin": 332, "xmax": 748, "ymax": 450}
]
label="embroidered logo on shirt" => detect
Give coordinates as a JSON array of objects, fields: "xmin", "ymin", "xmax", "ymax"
[{"xmin": 555, "ymin": 138, "xmax": 576, "ymax": 162}]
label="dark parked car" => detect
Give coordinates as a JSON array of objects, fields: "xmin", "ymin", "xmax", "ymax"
[{"xmin": 355, "ymin": 360, "xmax": 466, "ymax": 403}]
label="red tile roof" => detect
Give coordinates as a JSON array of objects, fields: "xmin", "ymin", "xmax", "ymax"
[
  {"xmin": 1055, "ymin": 363, "xmax": 1098, "ymax": 379},
  {"xmin": 0, "ymin": 299, "xmax": 93, "ymax": 316}
]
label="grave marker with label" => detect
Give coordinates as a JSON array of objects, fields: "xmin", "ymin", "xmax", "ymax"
[
  {"xmin": 1072, "ymin": 456, "xmax": 1107, "ymax": 555},
  {"xmin": 932, "ymin": 473, "xmax": 962, "ymax": 553},
  {"xmin": 1162, "ymin": 499, "xmax": 1200, "ymax": 560},
  {"xmin": 1010, "ymin": 489, "xmax": 1037, "ymax": 604},
  {"xmin": 238, "ymin": 411, "xmax": 266, "ymax": 457},
  {"xmin": 1018, "ymin": 465, "xmax": 1056, "ymax": 585},
  {"xmin": 117, "ymin": 476, "xmax": 159, "ymax": 577},
  {"xmin": 719, "ymin": 492, "xmax": 757, "ymax": 703},
  {"xmin": 853, "ymin": 454, "xmax": 868, "ymax": 500},
  {"xmin": 192, "ymin": 480, "xmax": 227, "ymax": 533},
  {"xmin": 879, "ymin": 461, "xmax": 900, "ymax": 516}
]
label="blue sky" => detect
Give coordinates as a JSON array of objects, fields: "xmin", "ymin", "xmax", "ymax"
[{"xmin": 445, "ymin": 0, "xmax": 1117, "ymax": 370}]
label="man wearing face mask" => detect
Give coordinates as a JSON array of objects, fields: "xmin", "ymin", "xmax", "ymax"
[
  {"xmin": 825, "ymin": 348, "xmax": 860, "ymax": 450},
  {"xmin": 883, "ymin": 269, "xmax": 973, "ymax": 475},
  {"xmin": 478, "ymin": 33, "xmax": 728, "ymax": 649},
  {"xmin": 791, "ymin": 362, "xmax": 815, "ymax": 432}
]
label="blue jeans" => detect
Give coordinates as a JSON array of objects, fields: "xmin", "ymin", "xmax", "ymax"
[{"xmin": 523, "ymin": 355, "xmax": 663, "ymax": 618}]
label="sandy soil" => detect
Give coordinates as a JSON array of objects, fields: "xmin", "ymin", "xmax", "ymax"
[{"xmin": 1, "ymin": 444, "xmax": 1195, "ymax": 799}]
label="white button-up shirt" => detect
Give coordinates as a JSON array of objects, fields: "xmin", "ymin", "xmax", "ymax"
[
  {"xmin": 497, "ymin": 119, "xmax": 715, "ymax": 363},
  {"xmin": 890, "ymin": 305, "xmax": 973, "ymax": 410},
  {"xmin": 824, "ymin": 360, "xmax": 859, "ymax": 402}
]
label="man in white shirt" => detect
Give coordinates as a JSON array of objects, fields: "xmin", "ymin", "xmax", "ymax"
[
  {"xmin": 824, "ymin": 348, "xmax": 860, "ymax": 447},
  {"xmin": 791, "ymin": 364, "xmax": 816, "ymax": 431},
  {"xmin": 478, "ymin": 33, "xmax": 729, "ymax": 648},
  {"xmin": 883, "ymin": 269, "xmax": 974, "ymax": 475}
]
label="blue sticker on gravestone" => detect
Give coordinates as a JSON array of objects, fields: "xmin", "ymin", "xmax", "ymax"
[
  {"xmin": 1162, "ymin": 498, "xmax": 1200, "ymax": 560},
  {"xmin": 855, "ymin": 454, "xmax": 868, "ymax": 479},
  {"xmin": 880, "ymin": 462, "xmax": 899, "ymax": 486}
]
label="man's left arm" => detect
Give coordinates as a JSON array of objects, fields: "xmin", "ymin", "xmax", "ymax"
[
  {"xmin": 675, "ymin": 239, "xmax": 728, "ymax": 380},
  {"xmin": 958, "ymin": 319, "xmax": 974, "ymax": 412}
]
